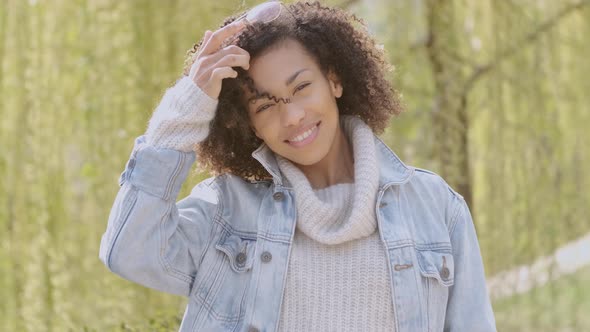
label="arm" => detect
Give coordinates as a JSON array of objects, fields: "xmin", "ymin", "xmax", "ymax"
[
  {"xmin": 98, "ymin": 77, "xmax": 218, "ymax": 297},
  {"xmin": 99, "ymin": 20, "xmax": 250, "ymax": 296},
  {"xmin": 444, "ymin": 196, "xmax": 497, "ymax": 331}
]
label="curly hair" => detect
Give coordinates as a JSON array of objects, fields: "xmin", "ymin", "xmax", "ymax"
[{"xmin": 182, "ymin": 1, "xmax": 403, "ymax": 180}]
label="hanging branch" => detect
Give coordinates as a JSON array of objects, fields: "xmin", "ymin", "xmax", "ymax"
[{"xmin": 462, "ymin": 0, "xmax": 589, "ymax": 94}]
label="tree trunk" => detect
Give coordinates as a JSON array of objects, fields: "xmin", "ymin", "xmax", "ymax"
[{"xmin": 425, "ymin": 0, "xmax": 473, "ymax": 209}]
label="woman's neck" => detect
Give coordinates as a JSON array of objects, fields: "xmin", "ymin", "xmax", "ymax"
[{"xmin": 294, "ymin": 124, "xmax": 354, "ymax": 189}]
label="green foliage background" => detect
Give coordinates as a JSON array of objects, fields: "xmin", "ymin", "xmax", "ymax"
[{"xmin": 1, "ymin": 0, "xmax": 588, "ymax": 331}]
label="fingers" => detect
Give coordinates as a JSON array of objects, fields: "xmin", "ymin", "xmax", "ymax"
[
  {"xmin": 200, "ymin": 20, "xmax": 246, "ymax": 56},
  {"xmin": 204, "ymin": 45, "xmax": 250, "ymax": 71},
  {"xmin": 194, "ymin": 52, "xmax": 247, "ymax": 88},
  {"xmin": 190, "ymin": 30, "xmax": 212, "ymax": 77},
  {"xmin": 210, "ymin": 67, "xmax": 238, "ymax": 81},
  {"xmin": 213, "ymin": 54, "xmax": 250, "ymax": 71},
  {"xmin": 197, "ymin": 67, "xmax": 238, "ymax": 99},
  {"xmin": 189, "ymin": 21, "xmax": 249, "ymax": 99},
  {"xmin": 203, "ymin": 30, "xmax": 213, "ymax": 46},
  {"xmin": 193, "ymin": 51, "xmax": 248, "ymax": 91},
  {"xmin": 198, "ymin": 30, "xmax": 213, "ymax": 55},
  {"xmin": 191, "ymin": 44, "xmax": 249, "ymax": 78},
  {"xmin": 191, "ymin": 45, "xmax": 250, "ymax": 98}
]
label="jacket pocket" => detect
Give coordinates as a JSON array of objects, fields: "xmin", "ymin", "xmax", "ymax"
[
  {"xmin": 215, "ymin": 234, "xmax": 256, "ymax": 273},
  {"xmin": 417, "ymin": 250, "xmax": 454, "ymax": 287},
  {"xmin": 417, "ymin": 249, "xmax": 454, "ymax": 331},
  {"xmin": 191, "ymin": 232, "xmax": 257, "ymax": 328}
]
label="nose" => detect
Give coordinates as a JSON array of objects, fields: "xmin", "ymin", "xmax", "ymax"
[{"xmin": 280, "ymin": 102, "xmax": 305, "ymax": 128}]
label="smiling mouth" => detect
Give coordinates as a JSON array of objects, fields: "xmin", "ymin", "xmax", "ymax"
[{"xmin": 285, "ymin": 121, "xmax": 321, "ymax": 147}]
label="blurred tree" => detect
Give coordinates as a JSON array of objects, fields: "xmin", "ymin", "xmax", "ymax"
[{"xmin": 1, "ymin": 0, "xmax": 589, "ymax": 331}]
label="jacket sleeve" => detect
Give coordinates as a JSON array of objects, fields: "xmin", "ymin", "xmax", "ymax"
[
  {"xmin": 444, "ymin": 196, "xmax": 497, "ymax": 331},
  {"xmin": 98, "ymin": 136, "xmax": 219, "ymax": 297}
]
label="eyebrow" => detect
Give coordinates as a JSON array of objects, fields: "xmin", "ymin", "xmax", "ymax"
[
  {"xmin": 248, "ymin": 68, "xmax": 310, "ymax": 103},
  {"xmin": 286, "ymin": 68, "xmax": 308, "ymax": 86}
]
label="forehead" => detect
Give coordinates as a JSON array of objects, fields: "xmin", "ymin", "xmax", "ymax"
[{"xmin": 247, "ymin": 39, "xmax": 321, "ymax": 86}]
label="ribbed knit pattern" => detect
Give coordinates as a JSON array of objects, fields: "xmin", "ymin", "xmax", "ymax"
[
  {"xmin": 277, "ymin": 183, "xmax": 395, "ymax": 331},
  {"xmin": 145, "ymin": 76, "xmax": 218, "ymax": 152},
  {"xmin": 276, "ymin": 116, "xmax": 380, "ymax": 245},
  {"xmin": 142, "ymin": 92, "xmax": 395, "ymax": 329},
  {"xmin": 277, "ymin": 116, "xmax": 395, "ymax": 331}
]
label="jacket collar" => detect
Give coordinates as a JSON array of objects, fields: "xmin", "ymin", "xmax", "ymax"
[
  {"xmin": 251, "ymin": 134, "xmax": 414, "ymax": 189},
  {"xmin": 251, "ymin": 143, "xmax": 285, "ymax": 186},
  {"xmin": 373, "ymin": 135, "xmax": 414, "ymax": 188}
]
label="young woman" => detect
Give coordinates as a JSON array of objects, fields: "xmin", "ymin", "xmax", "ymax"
[{"xmin": 99, "ymin": 2, "xmax": 496, "ymax": 331}]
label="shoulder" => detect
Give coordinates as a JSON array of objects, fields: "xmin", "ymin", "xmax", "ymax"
[
  {"xmin": 190, "ymin": 173, "xmax": 269, "ymax": 196},
  {"xmin": 181, "ymin": 174, "xmax": 270, "ymax": 229},
  {"xmin": 188, "ymin": 173, "xmax": 270, "ymax": 212},
  {"xmin": 401, "ymin": 166, "xmax": 466, "ymax": 231},
  {"xmin": 409, "ymin": 167, "xmax": 463, "ymax": 200},
  {"xmin": 209, "ymin": 173, "xmax": 271, "ymax": 197}
]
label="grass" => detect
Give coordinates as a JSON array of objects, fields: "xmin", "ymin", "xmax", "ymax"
[{"xmin": 493, "ymin": 266, "xmax": 590, "ymax": 332}]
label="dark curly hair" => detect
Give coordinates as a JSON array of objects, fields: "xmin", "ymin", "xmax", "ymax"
[{"xmin": 182, "ymin": 1, "xmax": 402, "ymax": 180}]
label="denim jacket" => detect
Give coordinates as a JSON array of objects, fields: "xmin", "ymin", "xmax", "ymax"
[{"xmin": 99, "ymin": 134, "xmax": 497, "ymax": 332}]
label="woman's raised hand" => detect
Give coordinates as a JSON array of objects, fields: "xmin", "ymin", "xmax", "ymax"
[{"xmin": 189, "ymin": 21, "xmax": 251, "ymax": 100}]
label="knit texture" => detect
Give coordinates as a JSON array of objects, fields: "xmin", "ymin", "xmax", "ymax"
[
  {"xmin": 277, "ymin": 184, "xmax": 395, "ymax": 331},
  {"xmin": 145, "ymin": 76, "xmax": 218, "ymax": 152},
  {"xmin": 277, "ymin": 116, "xmax": 395, "ymax": 331},
  {"xmin": 276, "ymin": 116, "xmax": 380, "ymax": 245}
]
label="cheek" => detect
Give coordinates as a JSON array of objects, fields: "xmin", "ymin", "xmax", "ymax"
[
  {"xmin": 250, "ymin": 118, "xmax": 275, "ymax": 142},
  {"xmin": 313, "ymin": 83, "xmax": 339, "ymax": 106},
  {"xmin": 247, "ymin": 110, "xmax": 263, "ymax": 137},
  {"xmin": 251, "ymin": 125, "xmax": 262, "ymax": 139},
  {"xmin": 250, "ymin": 120, "xmax": 263, "ymax": 140}
]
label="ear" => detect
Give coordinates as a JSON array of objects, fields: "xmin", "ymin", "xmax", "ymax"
[{"xmin": 327, "ymin": 70, "xmax": 343, "ymax": 98}]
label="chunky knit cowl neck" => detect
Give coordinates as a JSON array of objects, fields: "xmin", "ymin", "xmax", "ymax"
[{"xmin": 276, "ymin": 116, "xmax": 379, "ymax": 245}]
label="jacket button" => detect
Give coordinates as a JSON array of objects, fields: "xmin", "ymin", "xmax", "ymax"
[
  {"xmin": 261, "ymin": 251, "xmax": 272, "ymax": 263},
  {"xmin": 248, "ymin": 327, "xmax": 259, "ymax": 332},
  {"xmin": 236, "ymin": 252, "xmax": 247, "ymax": 266},
  {"xmin": 273, "ymin": 192, "xmax": 284, "ymax": 201}
]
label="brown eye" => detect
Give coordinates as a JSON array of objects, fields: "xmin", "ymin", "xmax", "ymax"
[
  {"xmin": 294, "ymin": 83, "xmax": 310, "ymax": 93},
  {"xmin": 256, "ymin": 103, "xmax": 275, "ymax": 113}
]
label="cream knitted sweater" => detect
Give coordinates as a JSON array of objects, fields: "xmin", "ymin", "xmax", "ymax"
[
  {"xmin": 145, "ymin": 78, "xmax": 395, "ymax": 331},
  {"xmin": 276, "ymin": 117, "xmax": 394, "ymax": 331}
]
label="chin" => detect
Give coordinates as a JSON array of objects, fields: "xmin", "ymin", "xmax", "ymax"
[
  {"xmin": 288, "ymin": 155, "xmax": 323, "ymax": 166},
  {"xmin": 268, "ymin": 120, "xmax": 338, "ymax": 166},
  {"xmin": 280, "ymin": 146, "xmax": 330, "ymax": 166}
]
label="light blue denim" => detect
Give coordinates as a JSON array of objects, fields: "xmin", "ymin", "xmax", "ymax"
[{"xmin": 99, "ymin": 134, "xmax": 496, "ymax": 332}]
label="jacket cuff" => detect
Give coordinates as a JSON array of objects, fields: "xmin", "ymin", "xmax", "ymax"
[{"xmin": 118, "ymin": 135, "xmax": 196, "ymax": 200}]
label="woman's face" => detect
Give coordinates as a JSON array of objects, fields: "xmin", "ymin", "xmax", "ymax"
[{"xmin": 244, "ymin": 38, "xmax": 343, "ymax": 166}]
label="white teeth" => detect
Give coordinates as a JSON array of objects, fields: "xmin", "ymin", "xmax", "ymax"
[{"xmin": 289, "ymin": 125, "xmax": 316, "ymax": 143}]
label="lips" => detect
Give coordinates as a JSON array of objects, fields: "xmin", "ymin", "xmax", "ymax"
[
  {"xmin": 290, "ymin": 125, "xmax": 316, "ymax": 142},
  {"xmin": 285, "ymin": 121, "xmax": 321, "ymax": 147}
]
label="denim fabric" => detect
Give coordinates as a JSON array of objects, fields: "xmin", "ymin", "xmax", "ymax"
[{"xmin": 99, "ymin": 135, "xmax": 496, "ymax": 332}]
